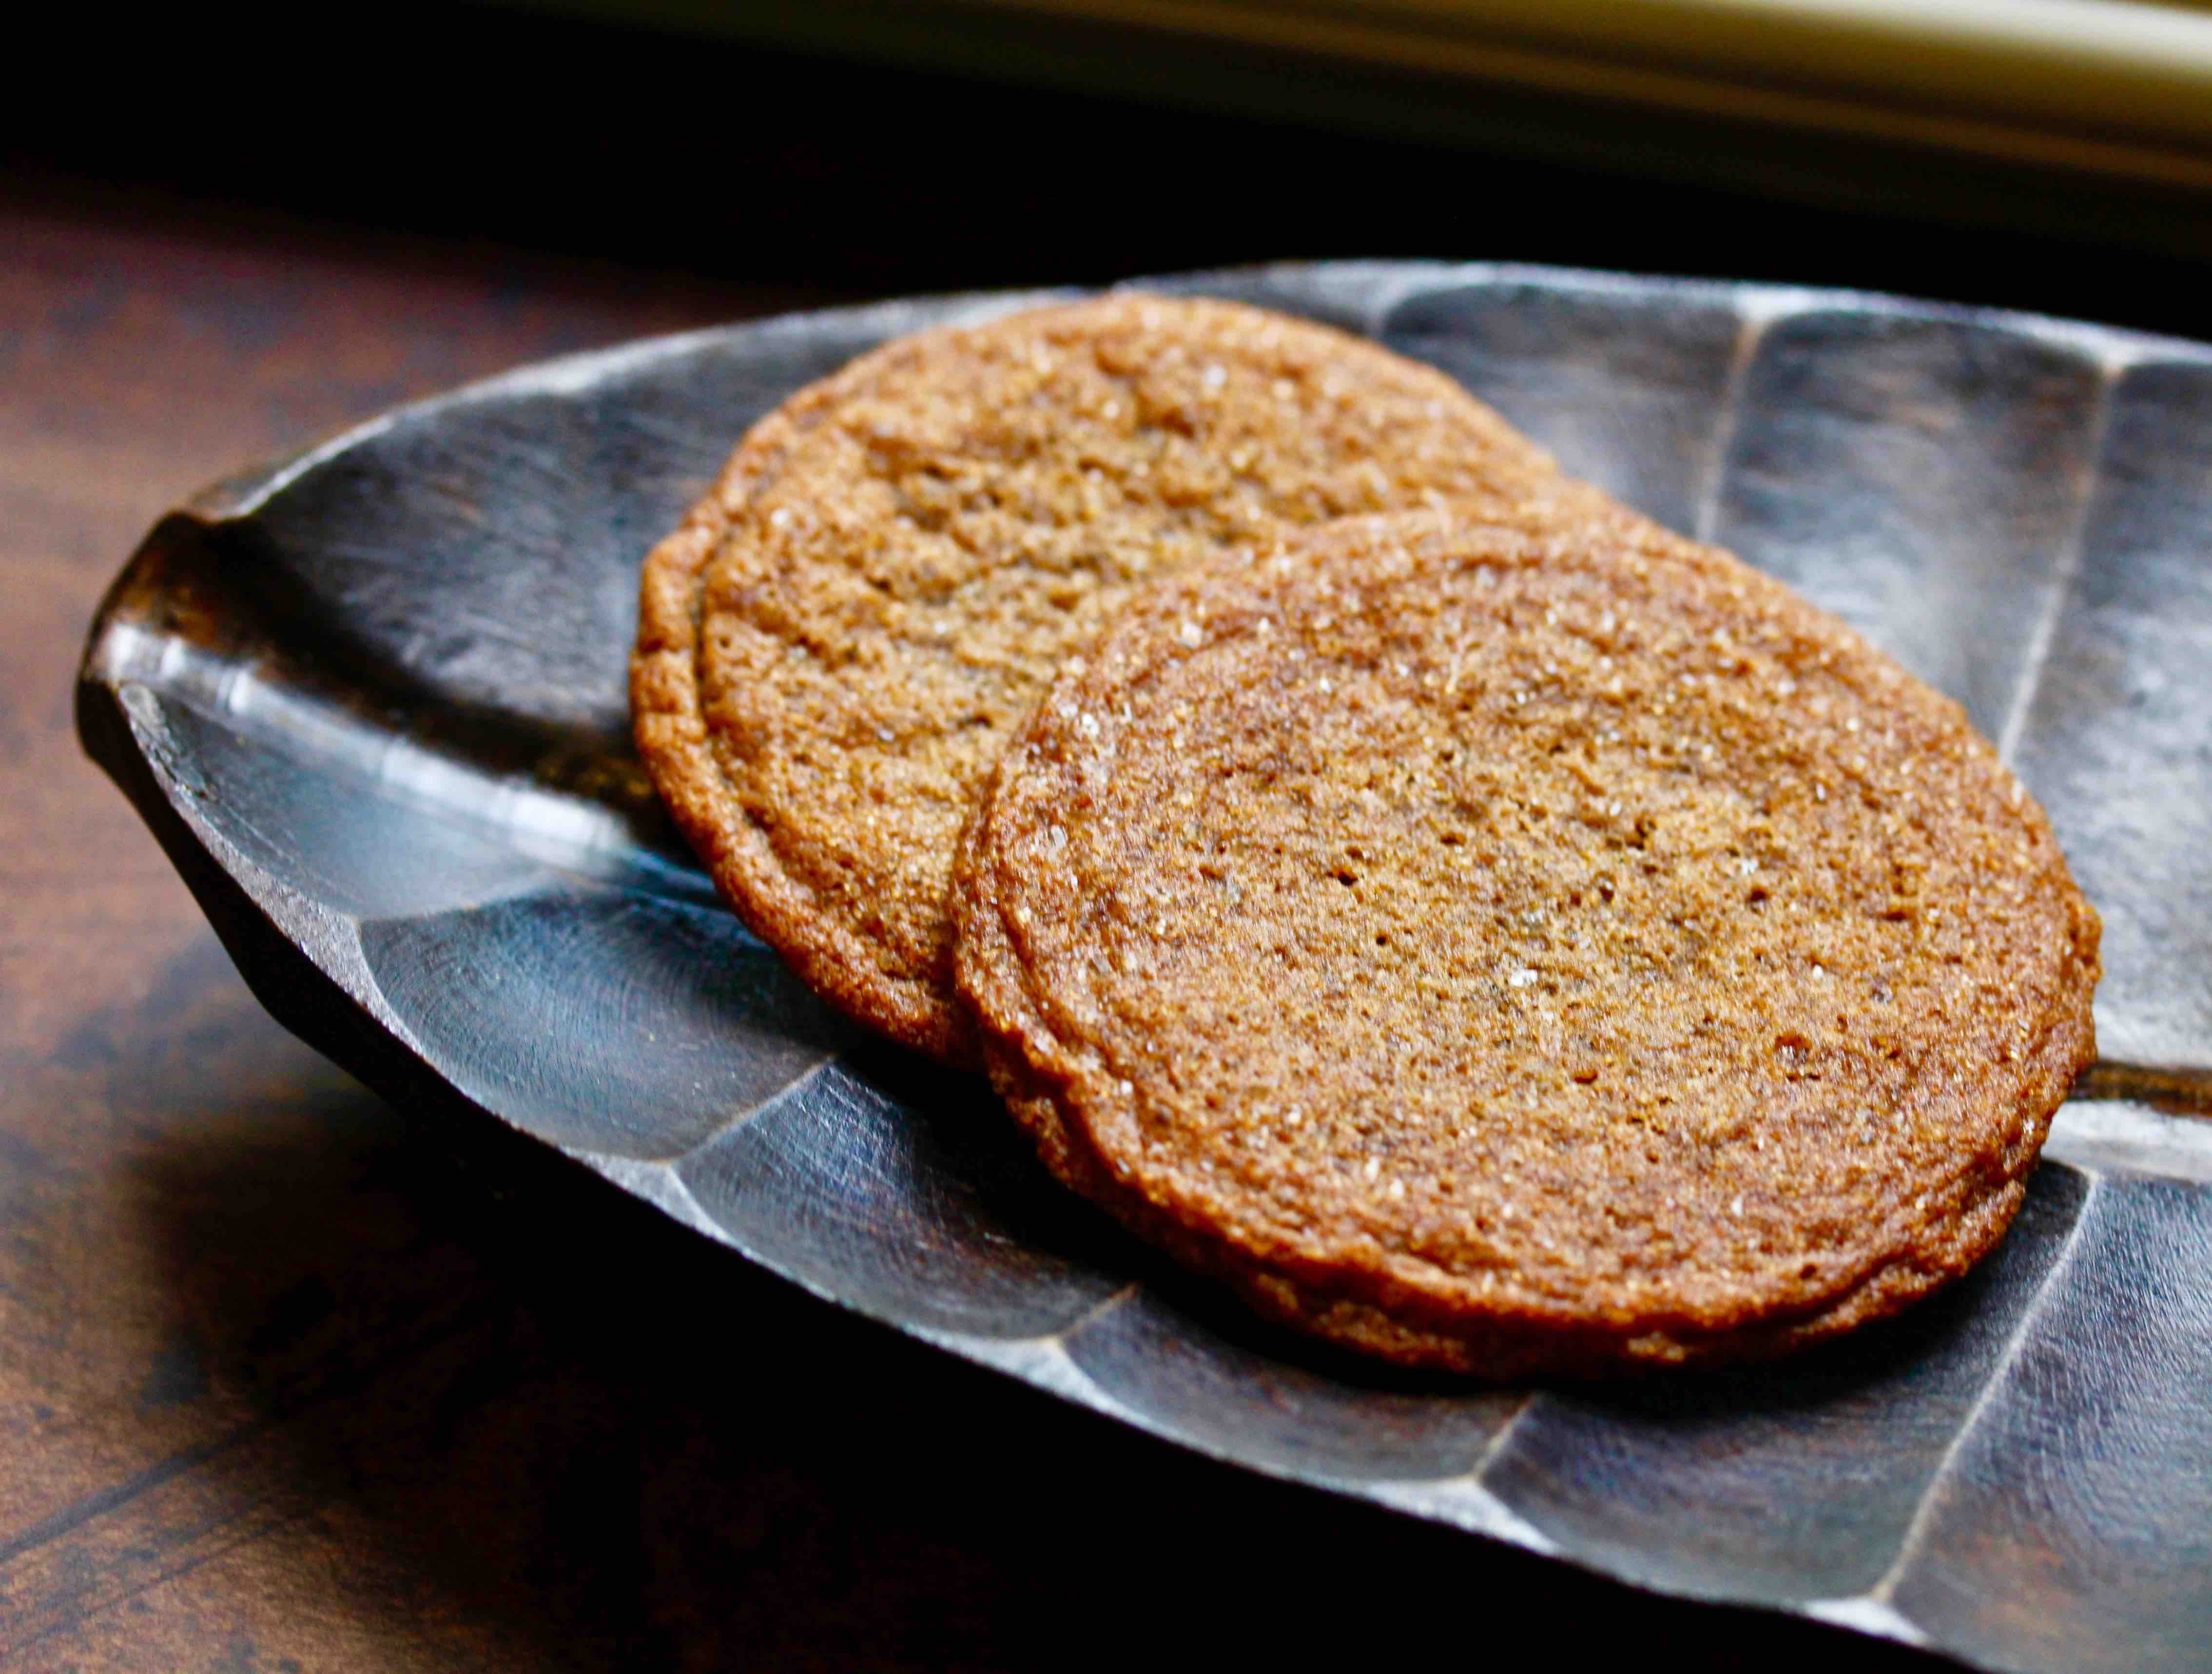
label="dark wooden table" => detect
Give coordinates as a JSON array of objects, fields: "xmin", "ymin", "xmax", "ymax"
[{"xmin": 0, "ymin": 179, "xmax": 1974, "ymax": 1672}]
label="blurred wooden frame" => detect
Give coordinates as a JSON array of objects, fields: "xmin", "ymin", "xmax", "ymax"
[
  {"xmin": 518, "ymin": 0, "xmax": 2212, "ymax": 255},
  {"xmin": 958, "ymin": 0, "xmax": 2212, "ymax": 190}
]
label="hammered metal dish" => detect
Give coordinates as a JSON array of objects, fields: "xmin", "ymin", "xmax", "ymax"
[{"xmin": 77, "ymin": 264, "xmax": 2212, "ymax": 1674}]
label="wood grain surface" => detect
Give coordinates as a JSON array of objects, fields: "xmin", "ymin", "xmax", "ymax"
[{"xmin": 0, "ymin": 184, "xmax": 1952, "ymax": 1671}]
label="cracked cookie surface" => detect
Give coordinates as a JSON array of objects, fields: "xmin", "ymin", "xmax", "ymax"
[
  {"xmin": 632, "ymin": 294, "xmax": 1566, "ymax": 1061},
  {"xmin": 954, "ymin": 501, "xmax": 2100, "ymax": 1376}
]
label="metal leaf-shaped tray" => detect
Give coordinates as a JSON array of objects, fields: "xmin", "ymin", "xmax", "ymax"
[{"xmin": 78, "ymin": 264, "xmax": 2212, "ymax": 1674}]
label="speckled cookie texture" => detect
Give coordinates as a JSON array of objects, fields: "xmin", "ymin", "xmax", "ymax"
[
  {"xmin": 631, "ymin": 294, "xmax": 1569, "ymax": 1064},
  {"xmin": 953, "ymin": 500, "xmax": 2100, "ymax": 1377}
]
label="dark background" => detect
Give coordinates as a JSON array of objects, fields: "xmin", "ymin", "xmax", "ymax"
[
  {"xmin": 12, "ymin": 1, "xmax": 2209, "ymax": 330},
  {"xmin": 6, "ymin": 5, "xmax": 2195, "ymax": 1668}
]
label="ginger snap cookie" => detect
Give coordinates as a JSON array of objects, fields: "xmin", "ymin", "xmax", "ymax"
[
  {"xmin": 631, "ymin": 295, "xmax": 1572, "ymax": 1064},
  {"xmin": 953, "ymin": 500, "xmax": 2100, "ymax": 1376}
]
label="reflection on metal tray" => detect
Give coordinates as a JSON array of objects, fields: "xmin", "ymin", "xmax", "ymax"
[{"xmin": 78, "ymin": 262, "xmax": 2212, "ymax": 1674}]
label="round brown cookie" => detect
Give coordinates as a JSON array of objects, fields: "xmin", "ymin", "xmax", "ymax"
[
  {"xmin": 631, "ymin": 294, "xmax": 1570, "ymax": 1064},
  {"xmin": 953, "ymin": 500, "xmax": 2100, "ymax": 1377}
]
